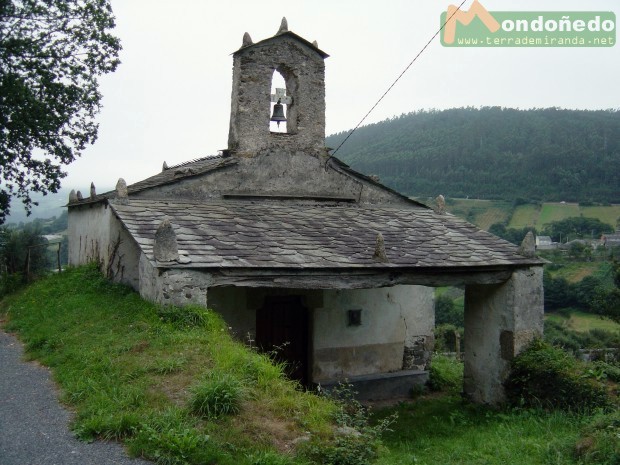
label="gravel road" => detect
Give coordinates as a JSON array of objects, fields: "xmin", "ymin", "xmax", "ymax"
[{"xmin": 0, "ymin": 330, "xmax": 152, "ymax": 465}]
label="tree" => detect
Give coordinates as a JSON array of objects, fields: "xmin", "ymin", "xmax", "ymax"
[
  {"xmin": 0, "ymin": 0, "xmax": 121, "ymax": 224},
  {"xmin": 488, "ymin": 223, "xmax": 536, "ymax": 246},
  {"xmin": 542, "ymin": 217, "xmax": 613, "ymax": 243},
  {"xmin": 0, "ymin": 223, "xmax": 51, "ymax": 276},
  {"xmin": 434, "ymin": 294, "xmax": 464, "ymax": 327},
  {"xmin": 591, "ymin": 260, "xmax": 620, "ymax": 323}
]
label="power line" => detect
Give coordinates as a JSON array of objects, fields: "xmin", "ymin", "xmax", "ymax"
[{"xmin": 329, "ymin": 0, "xmax": 469, "ymax": 159}]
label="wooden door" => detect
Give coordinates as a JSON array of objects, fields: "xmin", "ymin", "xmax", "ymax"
[{"xmin": 256, "ymin": 296, "xmax": 309, "ymax": 386}]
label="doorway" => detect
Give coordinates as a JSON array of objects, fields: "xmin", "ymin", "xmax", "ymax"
[{"xmin": 256, "ymin": 296, "xmax": 309, "ymax": 386}]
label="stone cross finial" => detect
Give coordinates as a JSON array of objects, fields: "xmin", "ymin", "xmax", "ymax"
[
  {"xmin": 277, "ymin": 17, "xmax": 288, "ymax": 34},
  {"xmin": 69, "ymin": 189, "xmax": 78, "ymax": 203},
  {"xmin": 435, "ymin": 194, "xmax": 446, "ymax": 214},
  {"xmin": 90, "ymin": 182, "xmax": 96, "ymax": 199},
  {"xmin": 242, "ymin": 32, "xmax": 253, "ymax": 47},
  {"xmin": 76, "ymin": 191, "xmax": 83, "ymax": 201},
  {"xmin": 115, "ymin": 178, "xmax": 128, "ymax": 204},
  {"xmin": 154, "ymin": 218, "xmax": 179, "ymax": 262},
  {"xmin": 518, "ymin": 231, "xmax": 536, "ymax": 258},
  {"xmin": 270, "ymin": 87, "xmax": 292, "ymax": 105},
  {"xmin": 373, "ymin": 232, "xmax": 389, "ymax": 263}
]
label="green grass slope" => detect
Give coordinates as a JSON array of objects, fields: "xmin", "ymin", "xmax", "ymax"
[
  {"xmin": 509, "ymin": 203, "xmax": 620, "ymax": 229},
  {"xmin": 432, "ymin": 198, "xmax": 619, "ymax": 232},
  {"xmin": 546, "ymin": 311, "xmax": 620, "ymax": 334},
  {"xmin": 0, "ymin": 266, "xmax": 336, "ymax": 465}
]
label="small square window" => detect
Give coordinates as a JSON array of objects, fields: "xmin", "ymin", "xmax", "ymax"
[{"xmin": 347, "ymin": 309, "xmax": 362, "ymax": 327}]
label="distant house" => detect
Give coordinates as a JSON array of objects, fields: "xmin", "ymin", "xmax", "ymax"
[
  {"xmin": 67, "ymin": 19, "xmax": 544, "ymax": 404},
  {"xmin": 42, "ymin": 234, "xmax": 63, "ymax": 245},
  {"xmin": 601, "ymin": 232, "xmax": 620, "ymax": 248},
  {"xmin": 535, "ymin": 235, "xmax": 556, "ymax": 250}
]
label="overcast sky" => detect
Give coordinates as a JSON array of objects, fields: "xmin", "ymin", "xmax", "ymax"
[{"xmin": 64, "ymin": 0, "xmax": 619, "ymax": 194}]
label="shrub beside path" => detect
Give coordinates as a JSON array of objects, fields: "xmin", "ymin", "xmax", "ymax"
[{"xmin": 0, "ymin": 330, "xmax": 151, "ymax": 465}]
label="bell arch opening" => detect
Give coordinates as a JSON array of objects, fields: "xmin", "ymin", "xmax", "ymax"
[
  {"xmin": 269, "ymin": 70, "xmax": 287, "ymax": 133},
  {"xmin": 269, "ymin": 66, "xmax": 298, "ymax": 135}
]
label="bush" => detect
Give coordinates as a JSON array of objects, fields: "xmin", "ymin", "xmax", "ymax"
[
  {"xmin": 435, "ymin": 294, "xmax": 464, "ymax": 327},
  {"xmin": 505, "ymin": 339, "xmax": 611, "ymax": 411},
  {"xmin": 591, "ymin": 361, "xmax": 620, "ymax": 383},
  {"xmin": 189, "ymin": 373, "xmax": 244, "ymax": 419},
  {"xmin": 0, "ymin": 272, "xmax": 24, "ymax": 298},
  {"xmin": 544, "ymin": 319, "xmax": 620, "ymax": 351},
  {"xmin": 427, "ymin": 354, "xmax": 463, "ymax": 392},
  {"xmin": 434, "ymin": 324, "xmax": 464, "ymax": 353}
]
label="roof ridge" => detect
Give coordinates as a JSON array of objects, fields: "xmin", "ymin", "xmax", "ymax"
[{"xmin": 165, "ymin": 154, "xmax": 223, "ymax": 170}]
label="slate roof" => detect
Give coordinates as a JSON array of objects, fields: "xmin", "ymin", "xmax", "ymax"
[
  {"xmin": 75, "ymin": 155, "xmax": 237, "ymax": 205},
  {"xmin": 111, "ymin": 199, "xmax": 542, "ymax": 270},
  {"xmin": 128, "ymin": 156, "xmax": 236, "ymax": 193}
]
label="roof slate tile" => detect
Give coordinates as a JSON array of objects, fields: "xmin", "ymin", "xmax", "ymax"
[{"xmin": 112, "ymin": 199, "xmax": 542, "ymax": 270}]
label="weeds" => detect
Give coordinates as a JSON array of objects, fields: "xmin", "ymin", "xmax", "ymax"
[
  {"xmin": 301, "ymin": 383, "xmax": 396, "ymax": 465},
  {"xmin": 189, "ymin": 372, "xmax": 244, "ymax": 419}
]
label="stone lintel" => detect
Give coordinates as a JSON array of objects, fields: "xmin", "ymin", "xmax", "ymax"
[{"xmin": 203, "ymin": 268, "xmax": 515, "ymax": 289}]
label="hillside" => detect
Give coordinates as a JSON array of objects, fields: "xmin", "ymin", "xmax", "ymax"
[
  {"xmin": 433, "ymin": 198, "xmax": 619, "ymax": 232},
  {"xmin": 326, "ymin": 108, "xmax": 620, "ymax": 203}
]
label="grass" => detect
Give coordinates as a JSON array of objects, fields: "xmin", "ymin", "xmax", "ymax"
[
  {"xmin": 3, "ymin": 265, "xmax": 619, "ymax": 465},
  {"xmin": 581, "ymin": 206, "xmax": 620, "ymax": 228},
  {"xmin": 376, "ymin": 396, "xmax": 589, "ymax": 465},
  {"xmin": 538, "ymin": 203, "xmax": 582, "ymax": 227},
  {"xmin": 0, "ymin": 265, "xmax": 336, "ymax": 464},
  {"xmin": 547, "ymin": 262, "xmax": 603, "ymax": 283},
  {"xmin": 509, "ymin": 204, "xmax": 542, "ymax": 228},
  {"xmin": 545, "ymin": 310, "xmax": 620, "ymax": 334},
  {"xmin": 374, "ymin": 355, "xmax": 619, "ymax": 465},
  {"xmin": 472, "ymin": 205, "xmax": 514, "ymax": 230},
  {"xmin": 445, "ymin": 199, "xmax": 619, "ymax": 231},
  {"xmin": 444, "ymin": 199, "xmax": 513, "ymax": 230}
]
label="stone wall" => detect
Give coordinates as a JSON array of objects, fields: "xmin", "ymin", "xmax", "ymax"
[
  {"xmin": 134, "ymin": 150, "xmax": 417, "ymax": 208},
  {"xmin": 463, "ymin": 266, "xmax": 544, "ymax": 404},
  {"xmin": 206, "ymin": 284, "xmax": 434, "ymax": 384},
  {"xmin": 313, "ymin": 285, "xmax": 434, "ymax": 382},
  {"xmin": 138, "ymin": 254, "xmax": 212, "ymax": 307},
  {"xmin": 68, "ymin": 203, "xmax": 140, "ymax": 289},
  {"xmin": 228, "ymin": 34, "xmax": 326, "ymax": 154}
]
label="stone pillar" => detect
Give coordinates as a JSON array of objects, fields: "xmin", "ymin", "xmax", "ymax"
[{"xmin": 463, "ymin": 266, "xmax": 544, "ymax": 404}]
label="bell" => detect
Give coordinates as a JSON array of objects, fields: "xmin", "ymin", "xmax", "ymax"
[{"xmin": 270, "ymin": 99, "xmax": 286, "ymax": 126}]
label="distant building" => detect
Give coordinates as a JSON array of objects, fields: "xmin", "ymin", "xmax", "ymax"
[
  {"xmin": 42, "ymin": 234, "xmax": 63, "ymax": 245},
  {"xmin": 535, "ymin": 235, "xmax": 557, "ymax": 250},
  {"xmin": 601, "ymin": 232, "xmax": 620, "ymax": 248}
]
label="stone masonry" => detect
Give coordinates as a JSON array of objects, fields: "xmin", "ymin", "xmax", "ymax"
[{"xmin": 228, "ymin": 20, "xmax": 328, "ymax": 155}]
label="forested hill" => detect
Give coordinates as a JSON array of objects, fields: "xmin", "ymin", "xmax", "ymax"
[{"xmin": 326, "ymin": 108, "xmax": 620, "ymax": 203}]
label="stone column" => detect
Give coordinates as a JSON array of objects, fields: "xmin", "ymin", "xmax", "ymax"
[{"xmin": 463, "ymin": 266, "xmax": 544, "ymax": 404}]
